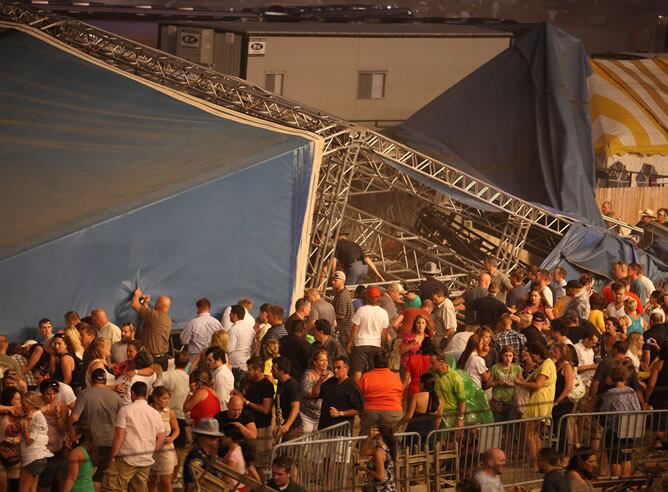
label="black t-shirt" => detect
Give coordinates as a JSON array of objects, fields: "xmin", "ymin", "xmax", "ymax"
[
  {"xmin": 244, "ymin": 378, "xmax": 274, "ymax": 429},
  {"xmin": 643, "ymin": 323, "xmax": 667, "ymax": 360},
  {"xmin": 468, "ymin": 295, "xmax": 509, "ymax": 327},
  {"xmin": 593, "ymin": 356, "xmax": 641, "ymax": 405},
  {"xmin": 280, "ymin": 334, "xmax": 311, "ymax": 382},
  {"xmin": 521, "ymin": 325, "xmax": 546, "ymax": 346},
  {"xmin": 335, "ymin": 239, "xmax": 364, "ymax": 270},
  {"xmin": 418, "ymin": 278, "xmax": 449, "ymax": 301},
  {"xmin": 541, "ymin": 470, "xmax": 570, "ymax": 492},
  {"xmin": 214, "ymin": 408, "xmax": 255, "ymax": 433},
  {"xmin": 276, "ymin": 378, "xmax": 302, "ymax": 430},
  {"xmin": 318, "ymin": 377, "xmax": 364, "ymax": 430},
  {"xmin": 566, "ymin": 319, "xmax": 598, "ymax": 344}
]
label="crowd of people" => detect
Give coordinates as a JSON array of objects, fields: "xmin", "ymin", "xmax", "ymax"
[{"xmin": 0, "ymin": 253, "xmax": 666, "ymax": 492}]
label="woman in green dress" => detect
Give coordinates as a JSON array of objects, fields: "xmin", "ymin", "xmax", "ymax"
[{"xmin": 62, "ymin": 422, "xmax": 94, "ymax": 492}]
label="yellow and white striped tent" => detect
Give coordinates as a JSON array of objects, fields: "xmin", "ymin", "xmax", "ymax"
[{"xmin": 589, "ymin": 57, "xmax": 668, "ymax": 174}]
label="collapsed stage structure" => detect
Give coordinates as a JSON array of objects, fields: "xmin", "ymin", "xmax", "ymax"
[{"xmin": 1, "ymin": 2, "xmax": 657, "ymax": 337}]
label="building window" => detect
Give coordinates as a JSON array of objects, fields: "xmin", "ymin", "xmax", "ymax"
[
  {"xmin": 265, "ymin": 73, "xmax": 285, "ymax": 95},
  {"xmin": 358, "ymin": 72, "xmax": 386, "ymax": 99}
]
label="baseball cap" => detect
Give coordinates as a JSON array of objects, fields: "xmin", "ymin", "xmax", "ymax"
[
  {"xmin": 388, "ymin": 283, "xmax": 407, "ymax": 295},
  {"xmin": 91, "ymin": 368, "xmax": 107, "ymax": 384},
  {"xmin": 566, "ymin": 279, "xmax": 582, "ymax": 289},
  {"xmin": 532, "ymin": 312, "xmax": 547, "ymax": 322},
  {"xmin": 332, "ymin": 271, "xmax": 346, "ymax": 282},
  {"xmin": 366, "ymin": 287, "xmax": 382, "ymax": 299},
  {"xmin": 640, "ymin": 208, "xmax": 656, "ymax": 218}
]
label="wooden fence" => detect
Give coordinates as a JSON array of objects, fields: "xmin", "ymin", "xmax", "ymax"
[{"xmin": 596, "ymin": 187, "xmax": 668, "ymax": 225}]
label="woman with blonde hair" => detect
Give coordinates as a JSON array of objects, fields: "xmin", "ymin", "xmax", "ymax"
[
  {"xmin": 63, "ymin": 328, "xmax": 84, "ymax": 358},
  {"xmin": 85, "ymin": 337, "xmax": 116, "ymax": 387},
  {"xmin": 19, "ymin": 392, "xmax": 52, "ymax": 492},
  {"xmin": 191, "ymin": 330, "xmax": 230, "ymax": 373},
  {"xmin": 624, "ymin": 332, "xmax": 644, "ymax": 372}
]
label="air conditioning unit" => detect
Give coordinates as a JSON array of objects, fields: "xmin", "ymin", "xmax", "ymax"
[{"xmin": 176, "ymin": 27, "xmax": 214, "ymax": 66}]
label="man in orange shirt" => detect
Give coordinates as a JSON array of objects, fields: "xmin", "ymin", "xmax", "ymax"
[{"xmin": 356, "ymin": 350, "xmax": 403, "ymax": 436}]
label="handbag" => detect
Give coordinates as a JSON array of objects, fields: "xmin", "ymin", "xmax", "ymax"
[
  {"xmin": 513, "ymin": 385, "xmax": 531, "ymax": 414},
  {"xmin": 0, "ymin": 440, "xmax": 20, "ymax": 467},
  {"xmin": 568, "ymin": 369, "xmax": 586, "ymax": 403}
]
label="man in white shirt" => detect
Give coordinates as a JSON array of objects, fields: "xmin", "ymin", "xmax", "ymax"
[
  {"xmin": 348, "ymin": 287, "xmax": 389, "ymax": 382},
  {"xmin": 180, "ymin": 298, "xmax": 223, "ymax": 361},
  {"xmin": 574, "ymin": 333, "xmax": 598, "ymax": 387},
  {"xmin": 92, "ymin": 308, "xmax": 122, "ymax": 344},
  {"xmin": 206, "ymin": 346, "xmax": 234, "ymax": 411},
  {"xmin": 160, "ymin": 351, "xmax": 190, "ymax": 448},
  {"xmin": 104, "ymin": 381, "xmax": 165, "ymax": 491},
  {"xmin": 431, "ymin": 287, "xmax": 457, "ymax": 349},
  {"xmin": 221, "ymin": 298, "xmax": 255, "ymax": 332},
  {"xmin": 606, "ymin": 282, "xmax": 627, "ymax": 319},
  {"xmin": 474, "ymin": 448, "xmax": 507, "ymax": 492},
  {"xmin": 227, "ymin": 305, "xmax": 255, "ymax": 373}
]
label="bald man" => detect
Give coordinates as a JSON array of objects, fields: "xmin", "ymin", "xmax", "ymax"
[
  {"xmin": 214, "ymin": 394, "xmax": 257, "ymax": 441},
  {"xmin": 474, "ymin": 448, "xmax": 508, "ymax": 492},
  {"xmin": 132, "ymin": 288, "xmax": 172, "ymax": 367},
  {"xmin": 91, "ymin": 308, "xmax": 121, "ymax": 344}
]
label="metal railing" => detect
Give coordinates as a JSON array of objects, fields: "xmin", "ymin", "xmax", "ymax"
[
  {"xmin": 270, "ymin": 431, "xmax": 421, "ymax": 491},
  {"xmin": 555, "ymin": 409, "xmax": 668, "ymax": 480},
  {"xmin": 425, "ymin": 416, "xmax": 553, "ymax": 487},
  {"xmin": 286, "ymin": 420, "xmax": 352, "ymax": 444}
]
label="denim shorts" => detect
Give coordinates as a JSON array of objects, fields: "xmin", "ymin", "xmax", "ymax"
[{"xmin": 23, "ymin": 458, "xmax": 48, "ymax": 477}]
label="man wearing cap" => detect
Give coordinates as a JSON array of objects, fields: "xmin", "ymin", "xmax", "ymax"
[
  {"xmin": 71, "ymin": 367, "xmax": 123, "ymax": 486},
  {"xmin": 183, "ymin": 418, "xmax": 223, "ymax": 491},
  {"xmin": 333, "ymin": 231, "xmax": 384, "ymax": 285},
  {"xmin": 521, "ymin": 312, "xmax": 548, "ymax": 346},
  {"xmin": 637, "ymin": 209, "xmax": 657, "ymax": 248},
  {"xmin": 331, "ymin": 271, "xmax": 354, "ymax": 350},
  {"xmin": 104, "ymin": 381, "xmax": 165, "ymax": 491},
  {"xmin": 348, "ymin": 287, "xmax": 389, "ymax": 381},
  {"xmin": 419, "ymin": 262, "xmax": 449, "ymax": 302}
]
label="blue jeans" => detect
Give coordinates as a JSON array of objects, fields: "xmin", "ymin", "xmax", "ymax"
[{"xmin": 346, "ymin": 260, "xmax": 368, "ymax": 285}]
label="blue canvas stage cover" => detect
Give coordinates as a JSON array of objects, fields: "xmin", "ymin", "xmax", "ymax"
[
  {"xmin": 0, "ymin": 26, "xmax": 322, "ymax": 340},
  {"xmin": 385, "ymin": 23, "xmax": 603, "ymax": 227}
]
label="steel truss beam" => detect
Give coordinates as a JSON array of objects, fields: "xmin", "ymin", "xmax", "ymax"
[
  {"xmin": 1, "ymin": 2, "xmax": 591, "ymax": 291},
  {"xmin": 342, "ymin": 205, "xmax": 472, "ymax": 293}
]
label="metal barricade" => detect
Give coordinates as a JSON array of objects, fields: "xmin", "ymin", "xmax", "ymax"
[
  {"xmin": 425, "ymin": 416, "xmax": 553, "ymax": 488},
  {"xmin": 288, "ymin": 421, "xmax": 352, "ymax": 443},
  {"xmin": 556, "ymin": 409, "xmax": 668, "ymax": 480},
  {"xmin": 270, "ymin": 431, "xmax": 422, "ymax": 491}
]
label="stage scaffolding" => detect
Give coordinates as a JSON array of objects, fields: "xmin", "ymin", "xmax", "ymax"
[{"xmin": 1, "ymin": 1, "xmax": 594, "ymax": 292}]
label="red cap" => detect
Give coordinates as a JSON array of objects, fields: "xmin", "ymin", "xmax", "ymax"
[{"xmin": 367, "ymin": 287, "xmax": 381, "ymax": 299}]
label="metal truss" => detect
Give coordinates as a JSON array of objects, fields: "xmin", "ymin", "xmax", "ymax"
[
  {"xmin": 342, "ymin": 205, "xmax": 472, "ymax": 293},
  {"xmin": 496, "ymin": 216, "xmax": 533, "ymax": 272},
  {"xmin": 1, "ymin": 2, "xmax": 599, "ymax": 291}
]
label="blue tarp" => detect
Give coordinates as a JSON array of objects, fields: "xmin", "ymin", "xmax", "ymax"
[
  {"xmin": 385, "ymin": 22, "xmax": 603, "ymax": 227},
  {"xmin": 0, "ymin": 29, "xmax": 319, "ymax": 340},
  {"xmin": 541, "ymin": 223, "xmax": 668, "ymax": 284}
]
